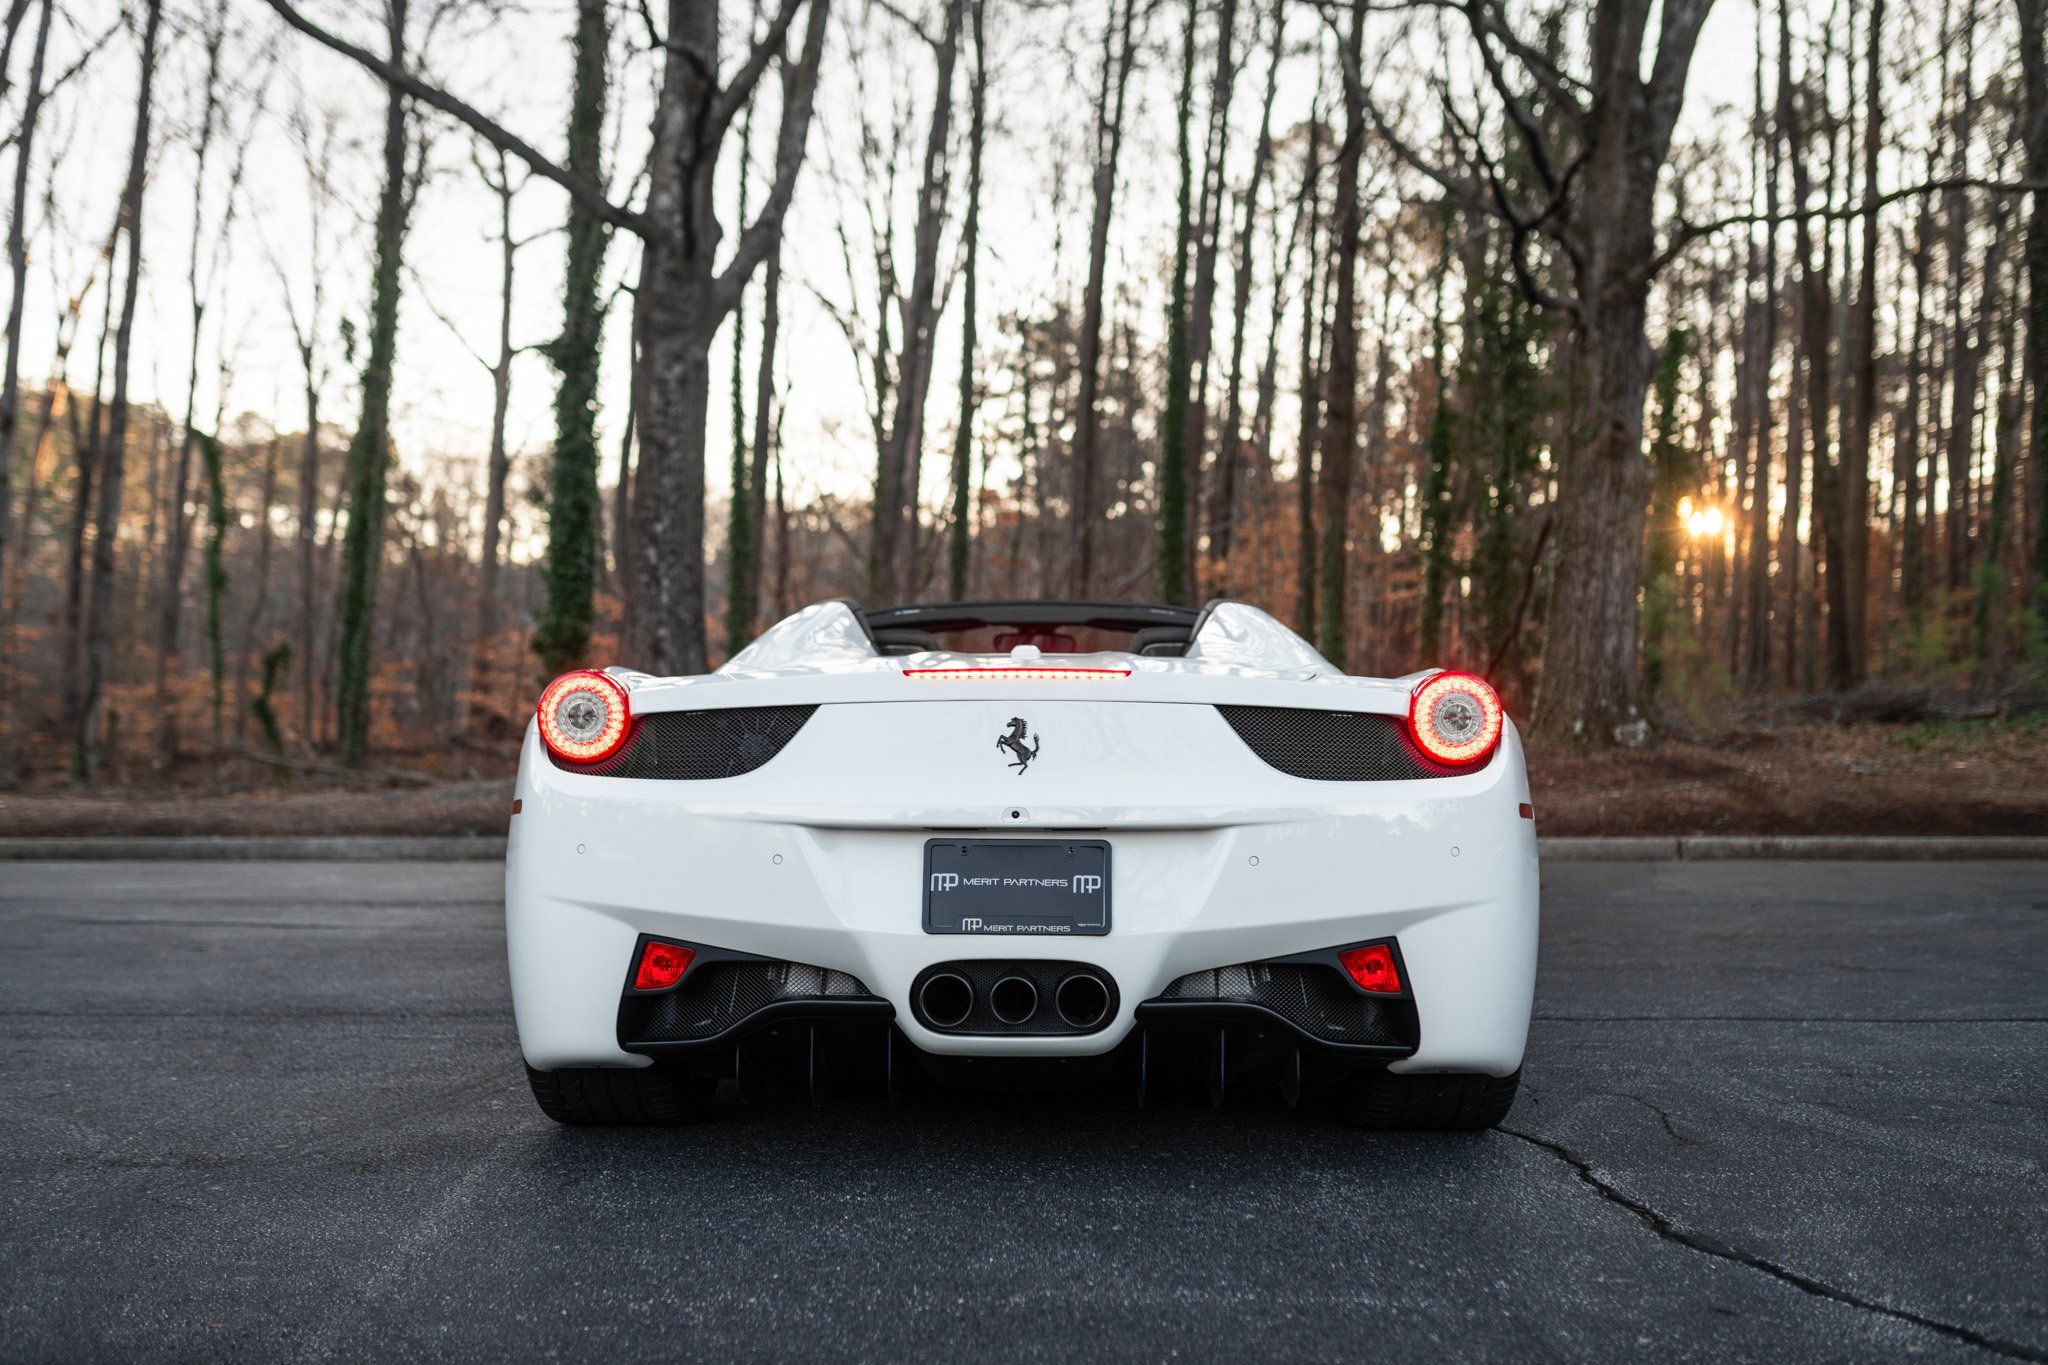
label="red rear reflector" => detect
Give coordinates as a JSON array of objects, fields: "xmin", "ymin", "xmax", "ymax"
[
  {"xmin": 634, "ymin": 940, "xmax": 695, "ymax": 990},
  {"xmin": 1339, "ymin": 944, "xmax": 1402, "ymax": 994},
  {"xmin": 903, "ymin": 667, "xmax": 1131, "ymax": 681}
]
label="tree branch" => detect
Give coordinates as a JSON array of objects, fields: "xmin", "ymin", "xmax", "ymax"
[
  {"xmin": 1644, "ymin": 175, "xmax": 2048, "ymax": 286},
  {"xmin": 714, "ymin": 0, "xmax": 831, "ymax": 313},
  {"xmin": 1461, "ymin": 0, "xmax": 1560, "ymax": 195},
  {"xmin": 712, "ymin": 0, "xmax": 807, "ymax": 136},
  {"xmin": 261, "ymin": 0, "xmax": 645, "ymax": 235}
]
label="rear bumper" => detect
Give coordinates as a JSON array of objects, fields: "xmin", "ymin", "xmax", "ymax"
[{"xmin": 506, "ymin": 709, "xmax": 1538, "ymax": 1077}]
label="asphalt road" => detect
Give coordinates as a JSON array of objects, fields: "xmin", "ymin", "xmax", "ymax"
[{"xmin": 2, "ymin": 861, "xmax": 2044, "ymax": 1363}]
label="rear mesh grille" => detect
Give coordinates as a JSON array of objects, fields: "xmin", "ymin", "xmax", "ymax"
[
  {"xmin": 1159, "ymin": 963, "xmax": 1413, "ymax": 1047},
  {"xmin": 622, "ymin": 961, "xmax": 877, "ymax": 1043},
  {"xmin": 1215, "ymin": 705, "xmax": 1465, "ymax": 781},
  {"xmin": 549, "ymin": 705, "xmax": 817, "ymax": 779}
]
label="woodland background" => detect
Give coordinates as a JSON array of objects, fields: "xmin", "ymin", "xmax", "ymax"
[{"xmin": 0, "ymin": 0, "xmax": 2042, "ymax": 807}]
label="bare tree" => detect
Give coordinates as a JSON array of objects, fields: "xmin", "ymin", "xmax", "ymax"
[
  {"xmin": 76, "ymin": 0, "xmax": 162, "ymax": 782},
  {"xmin": 0, "ymin": 0, "xmax": 49, "ymax": 652},
  {"xmin": 268, "ymin": 98, "xmax": 342, "ymax": 747},
  {"xmin": 533, "ymin": 0, "xmax": 612, "ymax": 676},
  {"xmin": 2020, "ymin": 0, "xmax": 2047, "ymax": 621},
  {"xmin": 1181, "ymin": 0, "xmax": 1240, "ymax": 597},
  {"xmin": 867, "ymin": 0, "xmax": 964, "ymax": 604},
  {"xmin": 1315, "ymin": 0, "xmax": 1365, "ymax": 666},
  {"xmin": 1070, "ymin": 0, "xmax": 1139, "ymax": 596},
  {"xmin": 1207, "ymin": 0, "xmax": 1281, "ymax": 573},
  {"xmin": 268, "ymin": 0, "xmax": 830, "ymax": 679},
  {"xmin": 946, "ymin": 0, "xmax": 986, "ymax": 602},
  {"xmin": 1362, "ymin": 0, "xmax": 1720, "ymax": 736}
]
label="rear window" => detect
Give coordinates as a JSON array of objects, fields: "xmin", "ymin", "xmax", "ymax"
[
  {"xmin": 864, "ymin": 607, "xmax": 1197, "ymax": 657},
  {"xmin": 918, "ymin": 621, "xmax": 1148, "ymax": 654}
]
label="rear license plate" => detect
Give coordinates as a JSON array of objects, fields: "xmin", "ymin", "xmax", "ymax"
[{"xmin": 923, "ymin": 839, "xmax": 1111, "ymax": 936}]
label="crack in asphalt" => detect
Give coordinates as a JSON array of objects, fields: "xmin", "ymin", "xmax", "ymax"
[
  {"xmin": 1498, "ymin": 1124, "xmax": 2048, "ymax": 1362},
  {"xmin": 1602, "ymin": 1092, "xmax": 1692, "ymax": 1145}
]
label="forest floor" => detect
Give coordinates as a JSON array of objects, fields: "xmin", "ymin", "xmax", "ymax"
[{"xmin": 0, "ymin": 716, "xmax": 2041, "ymax": 838}]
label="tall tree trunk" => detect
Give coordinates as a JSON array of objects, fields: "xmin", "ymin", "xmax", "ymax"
[
  {"xmin": 295, "ymin": 370, "xmax": 321, "ymax": 742},
  {"xmin": 724, "ymin": 69, "xmax": 755, "ymax": 657},
  {"xmin": 1833, "ymin": 0, "xmax": 1882, "ymax": 684},
  {"xmin": 198, "ymin": 430, "xmax": 227, "ymax": 747},
  {"xmin": 1774, "ymin": 0, "xmax": 1809, "ymax": 692},
  {"xmin": 0, "ymin": 0, "xmax": 50, "ymax": 655},
  {"xmin": 1183, "ymin": 0, "xmax": 1241, "ymax": 597},
  {"xmin": 1069, "ymin": 0, "xmax": 1136, "ymax": 597},
  {"xmin": 1155, "ymin": 0, "xmax": 1198, "ymax": 605},
  {"xmin": 237, "ymin": 438, "xmax": 281, "ymax": 748},
  {"xmin": 76, "ymin": 0, "xmax": 161, "ymax": 783},
  {"xmin": 1314, "ymin": 0, "xmax": 1365, "ymax": 666},
  {"xmin": 625, "ymin": 0, "xmax": 829, "ymax": 676},
  {"xmin": 2018, "ymin": 0, "xmax": 2047, "ymax": 627},
  {"xmin": 1898, "ymin": 208, "xmax": 1932, "ymax": 615},
  {"xmin": 748, "ymin": 229, "xmax": 781, "ymax": 626},
  {"xmin": 474, "ymin": 149, "xmax": 517, "ymax": 693},
  {"xmin": 1975, "ymin": 246, "xmax": 2024, "ymax": 668},
  {"xmin": 612, "ymin": 337, "xmax": 637, "ymax": 590},
  {"xmin": 151, "ymin": 3, "xmax": 226, "ymax": 767},
  {"xmin": 1208, "ymin": 0, "xmax": 1280, "ymax": 576},
  {"xmin": 1741, "ymin": 12, "xmax": 1777, "ymax": 692},
  {"xmin": 1294, "ymin": 104, "xmax": 1326, "ymax": 639},
  {"xmin": 1528, "ymin": 0, "xmax": 1715, "ymax": 740},
  {"xmin": 946, "ymin": 0, "xmax": 985, "ymax": 602},
  {"xmin": 535, "ymin": 0, "xmax": 611, "ymax": 676},
  {"xmin": 869, "ymin": 0, "xmax": 963, "ymax": 604},
  {"xmin": 1941, "ymin": 4, "xmax": 1981, "ymax": 595},
  {"xmin": 61, "ymin": 213, "xmax": 118, "ymax": 741},
  {"xmin": 1783, "ymin": 16, "xmax": 1850, "ymax": 692},
  {"xmin": 333, "ymin": 0, "xmax": 412, "ymax": 767}
]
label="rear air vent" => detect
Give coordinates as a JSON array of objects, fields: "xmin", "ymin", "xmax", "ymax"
[
  {"xmin": 1215, "ymin": 705, "xmax": 1467, "ymax": 781},
  {"xmin": 620, "ymin": 960, "xmax": 880, "ymax": 1045},
  {"xmin": 1157, "ymin": 963, "xmax": 1416, "ymax": 1048},
  {"xmin": 547, "ymin": 705, "xmax": 817, "ymax": 779}
]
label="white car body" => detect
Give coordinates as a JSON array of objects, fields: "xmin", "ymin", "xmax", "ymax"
[{"xmin": 506, "ymin": 600, "xmax": 1538, "ymax": 1105}]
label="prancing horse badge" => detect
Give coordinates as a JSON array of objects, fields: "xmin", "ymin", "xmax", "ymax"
[{"xmin": 996, "ymin": 717, "xmax": 1040, "ymax": 775}]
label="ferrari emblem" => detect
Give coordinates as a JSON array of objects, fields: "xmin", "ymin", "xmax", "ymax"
[{"xmin": 997, "ymin": 717, "xmax": 1041, "ymax": 775}]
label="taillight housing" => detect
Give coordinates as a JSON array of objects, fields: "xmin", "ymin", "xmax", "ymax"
[
  {"xmin": 1408, "ymin": 671, "xmax": 1504, "ymax": 766},
  {"xmin": 1338, "ymin": 943, "xmax": 1403, "ymax": 994},
  {"xmin": 633, "ymin": 939, "xmax": 695, "ymax": 991},
  {"xmin": 537, "ymin": 669, "xmax": 632, "ymax": 764}
]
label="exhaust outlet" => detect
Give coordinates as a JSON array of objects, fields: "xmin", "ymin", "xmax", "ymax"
[
  {"xmin": 989, "ymin": 975, "xmax": 1039, "ymax": 1026},
  {"xmin": 918, "ymin": 972, "xmax": 974, "ymax": 1029},
  {"xmin": 1055, "ymin": 972, "xmax": 1111, "ymax": 1029}
]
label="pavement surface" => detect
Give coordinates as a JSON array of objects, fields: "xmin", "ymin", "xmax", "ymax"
[{"xmin": 2, "ymin": 860, "xmax": 2044, "ymax": 1362}]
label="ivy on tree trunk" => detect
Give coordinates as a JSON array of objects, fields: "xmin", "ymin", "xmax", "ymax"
[
  {"xmin": 534, "ymin": 0, "xmax": 611, "ymax": 679},
  {"xmin": 333, "ymin": 0, "xmax": 411, "ymax": 767}
]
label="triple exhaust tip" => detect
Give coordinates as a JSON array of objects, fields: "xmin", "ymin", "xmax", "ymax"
[
  {"xmin": 1054, "ymin": 972, "xmax": 1111, "ymax": 1028},
  {"xmin": 917, "ymin": 969, "xmax": 1113, "ymax": 1031},
  {"xmin": 918, "ymin": 972, "xmax": 974, "ymax": 1029}
]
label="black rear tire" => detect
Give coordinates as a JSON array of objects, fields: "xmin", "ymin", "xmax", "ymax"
[
  {"xmin": 524, "ymin": 1062, "xmax": 718, "ymax": 1126},
  {"xmin": 1340, "ymin": 1067, "xmax": 1520, "ymax": 1131}
]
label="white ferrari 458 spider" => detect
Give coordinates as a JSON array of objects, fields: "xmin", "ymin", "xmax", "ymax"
[{"xmin": 507, "ymin": 599, "xmax": 1537, "ymax": 1130}]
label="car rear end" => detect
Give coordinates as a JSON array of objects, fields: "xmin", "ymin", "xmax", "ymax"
[{"xmin": 505, "ymin": 624, "xmax": 1537, "ymax": 1126}]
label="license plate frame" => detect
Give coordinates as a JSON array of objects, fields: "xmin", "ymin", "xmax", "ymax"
[{"xmin": 922, "ymin": 839, "xmax": 1112, "ymax": 936}]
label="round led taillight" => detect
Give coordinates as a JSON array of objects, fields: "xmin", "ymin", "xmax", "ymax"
[
  {"xmin": 537, "ymin": 669, "xmax": 632, "ymax": 765},
  {"xmin": 1409, "ymin": 672, "xmax": 1504, "ymax": 766}
]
